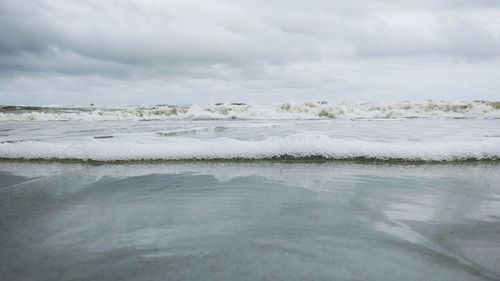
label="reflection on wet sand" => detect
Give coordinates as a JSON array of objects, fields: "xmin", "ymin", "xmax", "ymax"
[{"xmin": 1, "ymin": 161, "xmax": 499, "ymax": 281}]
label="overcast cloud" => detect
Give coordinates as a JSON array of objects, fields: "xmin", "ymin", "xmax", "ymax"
[{"xmin": 1, "ymin": 0, "xmax": 500, "ymax": 105}]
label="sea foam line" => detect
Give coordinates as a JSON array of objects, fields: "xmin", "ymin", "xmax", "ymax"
[{"xmin": 1, "ymin": 134, "xmax": 499, "ymax": 162}]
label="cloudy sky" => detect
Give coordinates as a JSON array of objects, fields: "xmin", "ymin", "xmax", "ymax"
[{"xmin": 1, "ymin": 0, "xmax": 500, "ymax": 105}]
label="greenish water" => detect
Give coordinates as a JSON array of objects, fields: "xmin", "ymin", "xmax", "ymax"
[{"xmin": 1, "ymin": 161, "xmax": 499, "ymax": 281}]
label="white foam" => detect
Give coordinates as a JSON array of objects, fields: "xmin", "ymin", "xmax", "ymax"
[
  {"xmin": 1, "ymin": 133, "xmax": 498, "ymax": 161},
  {"xmin": 1, "ymin": 101, "xmax": 499, "ymax": 121}
]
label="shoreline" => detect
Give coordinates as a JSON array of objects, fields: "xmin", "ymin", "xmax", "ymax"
[{"xmin": 1, "ymin": 157, "xmax": 500, "ymax": 165}]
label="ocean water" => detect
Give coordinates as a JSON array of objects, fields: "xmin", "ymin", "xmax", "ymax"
[
  {"xmin": 2, "ymin": 101, "xmax": 500, "ymax": 121},
  {"xmin": 1, "ymin": 101, "xmax": 500, "ymax": 161},
  {"xmin": 1, "ymin": 102, "xmax": 499, "ymax": 280}
]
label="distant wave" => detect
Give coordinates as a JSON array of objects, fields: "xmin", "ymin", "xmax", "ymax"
[
  {"xmin": 1, "ymin": 101, "xmax": 499, "ymax": 121},
  {"xmin": 1, "ymin": 134, "xmax": 499, "ymax": 162}
]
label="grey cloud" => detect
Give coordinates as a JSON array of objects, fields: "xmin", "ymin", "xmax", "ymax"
[
  {"xmin": 0, "ymin": 0, "xmax": 499, "ymax": 104},
  {"xmin": 2, "ymin": 1, "xmax": 500, "ymax": 72}
]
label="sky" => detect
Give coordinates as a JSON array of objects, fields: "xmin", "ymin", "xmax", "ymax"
[{"xmin": 1, "ymin": 0, "xmax": 500, "ymax": 105}]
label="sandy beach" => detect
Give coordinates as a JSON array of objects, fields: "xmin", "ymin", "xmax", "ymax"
[{"xmin": 1, "ymin": 161, "xmax": 499, "ymax": 281}]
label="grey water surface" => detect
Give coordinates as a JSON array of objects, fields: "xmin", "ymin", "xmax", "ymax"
[{"xmin": 1, "ymin": 161, "xmax": 499, "ymax": 281}]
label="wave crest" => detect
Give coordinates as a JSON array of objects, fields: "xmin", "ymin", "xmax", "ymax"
[{"xmin": 1, "ymin": 101, "xmax": 499, "ymax": 121}]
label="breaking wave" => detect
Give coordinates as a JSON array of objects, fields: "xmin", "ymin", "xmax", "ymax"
[
  {"xmin": 1, "ymin": 134, "xmax": 499, "ymax": 162},
  {"xmin": 1, "ymin": 101, "xmax": 499, "ymax": 121}
]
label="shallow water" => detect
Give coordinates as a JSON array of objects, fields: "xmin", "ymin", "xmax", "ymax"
[
  {"xmin": 1, "ymin": 119, "xmax": 500, "ymax": 161},
  {"xmin": 1, "ymin": 161, "xmax": 499, "ymax": 280}
]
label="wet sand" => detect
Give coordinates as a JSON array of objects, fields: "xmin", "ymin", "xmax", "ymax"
[{"xmin": 1, "ymin": 161, "xmax": 499, "ymax": 280}]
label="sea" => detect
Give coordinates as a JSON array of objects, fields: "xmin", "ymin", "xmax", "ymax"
[{"xmin": 1, "ymin": 101, "xmax": 499, "ymax": 280}]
